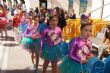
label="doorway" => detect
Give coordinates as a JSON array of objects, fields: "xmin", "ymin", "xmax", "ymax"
[{"xmin": 39, "ymin": 0, "xmax": 47, "ymax": 9}]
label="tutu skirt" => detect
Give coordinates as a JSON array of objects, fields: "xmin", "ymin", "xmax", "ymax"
[
  {"xmin": 56, "ymin": 41, "xmax": 69, "ymax": 56},
  {"xmin": 38, "ymin": 23, "xmax": 48, "ymax": 33},
  {"xmin": 104, "ymin": 56, "xmax": 110, "ymax": 73},
  {"xmin": 21, "ymin": 37, "xmax": 40, "ymax": 53},
  {"xmin": 0, "ymin": 17, "xmax": 8, "ymax": 24},
  {"xmin": 59, "ymin": 56, "xmax": 104, "ymax": 73},
  {"xmin": 41, "ymin": 41, "xmax": 69, "ymax": 61},
  {"xmin": 0, "ymin": 17, "xmax": 8, "ymax": 29}
]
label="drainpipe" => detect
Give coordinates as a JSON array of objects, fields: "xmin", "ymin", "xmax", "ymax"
[{"xmin": 101, "ymin": 0, "xmax": 104, "ymax": 19}]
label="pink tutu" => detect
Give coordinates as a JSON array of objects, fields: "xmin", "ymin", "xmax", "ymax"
[
  {"xmin": 0, "ymin": 17, "xmax": 9, "ymax": 25},
  {"xmin": 0, "ymin": 17, "xmax": 8, "ymax": 29}
]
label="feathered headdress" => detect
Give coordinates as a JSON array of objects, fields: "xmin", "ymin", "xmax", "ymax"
[{"xmin": 80, "ymin": 14, "xmax": 93, "ymax": 25}]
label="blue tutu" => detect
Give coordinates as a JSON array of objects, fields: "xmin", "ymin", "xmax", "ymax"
[
  {"xmin": 38, "ymin": 23, "xmax": 48, "ymax": 33},
  {"xmin": 104, "ymin": 56, "xmax": 110, "ymax": 73},
  {"xmin": 59, "ymin": 56, "xmax": 104, "ymax": 73},
  {"xmin": 21, "ymin": 37, "xmax": 40, "ymax": 53},
  {"xmin": 18, "ymin": 22, "xmax": 28, "ymax": 36},
  {"xmin": 41, "ymin": 41, "xmax": 69, "ymax": 61},
  {"xmin": 56, "ymin": 41, "xmax": 69, "ymax": 56}
]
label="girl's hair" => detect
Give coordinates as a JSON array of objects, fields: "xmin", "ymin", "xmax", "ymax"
[
  {"xmin": 47, "ymin": 15, "xmax": 59, "ymax": 25},
  {"xmin": 0, "ymin": 4, "xmax": 4, "ymax": 9},
  {"xmin": 0, "ymin": 4, "xmax": 5, "ymax": 11},
  {"xmin": 32, "ymin": 15, "xmax": 39, "ymax": 20},
  {"xmin": 105, "ymin": 25, "xmax": 110, "ymax": 40},
  {"xmin": 49, "ymin": 15, "xmax": 59, "ymax": 20}
]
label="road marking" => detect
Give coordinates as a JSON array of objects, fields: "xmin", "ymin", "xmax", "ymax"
[
  {"xmin": 0, "ymin": 45, "xmax": 4, "ymax": 60},
  {"xmin": 1, "ymin": 47, "xmax": 9, "ymax": 70},
  {"xmin": 1, "ymin": 41, "xmax": 10, "ymax": 73},
  {"xmin": 0, "ymin": 45, "xmax": 4, "ymax": 68}
]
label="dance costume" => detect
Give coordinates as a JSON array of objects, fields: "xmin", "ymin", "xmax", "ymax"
[
  {"xmin": 21, "ymin": 23, "xmax": 41, "ymax": 53},
  {"xmin": 40, "ymin": 25, "xmax": 68, "ymax": 61},
  {"xmin": 0, "ymin": 10, "xmax": 8, "ymax": 29},
  {"xmin": 59, "ymin": 37, "xmax": 104, "ymax": 73},
  {"xmin": 104, "ymin": 56, "xmax": 110, "ymax": 73}
]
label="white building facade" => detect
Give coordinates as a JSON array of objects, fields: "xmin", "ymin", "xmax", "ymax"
[{"xmin": 0, "ymin": 0, "xmax": 110, "ymax": 20}]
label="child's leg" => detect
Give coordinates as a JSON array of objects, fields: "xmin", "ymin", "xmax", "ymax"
[
  {"xmin": 51, "ymin": 61, "xmax": 58, "ymax": 73},
  {"xmin": 31, "ymin": 51, "xmax": 35, "ymax": 66},
  {"xmin": 3, "ymin": 26, "xmax": 7, "ymax": 37},
  {"xmin": 42, "ymin": 60, "xmax": 50, "ymax": 73},
  {"xmin": 0, "ymin": 30, "xmax": 3, "ymax": 37},
  {"xmin": 35, "ymin": 52, "xmax": 39, "ymax": 70}
]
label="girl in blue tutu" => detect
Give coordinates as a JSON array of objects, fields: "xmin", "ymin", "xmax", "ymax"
[
  {"xmin": 17, "ymin": 11, "xmax": 28, "ymax": 42},
  {"xmin": 40, "ymin": 15, "xmax": 68, "ymax": 73},
  {"xmin": 59, "ymin": 14, "xmax": 104, "ymax": 73},
  {"xmin": 21, "ymin": 15, "xmax": 41, "ymax": 71}
]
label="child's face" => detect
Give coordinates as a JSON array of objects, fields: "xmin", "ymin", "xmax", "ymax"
[
  {"xmin": 26, "ymin": 16, "xmax": 31, "ymax": 23},
  {"xmin": 34, "ymin": 17, "xmax": 39, "ymax": 24},
  {"xmin": 50, "ymin": 16, "xmax": 58, "ymax": 27},
  {"xmin": 81, "ymin": 25, "xmax": 92, "ymax": 39}
]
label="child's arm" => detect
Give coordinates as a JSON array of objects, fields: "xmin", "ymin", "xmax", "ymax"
[
  {"xmin": 69, "ymin": 41, "xmax": 81, "ymax": 62},
  {"xmin": 24, "ymin": 26, "xmax": 31, "ymax": 37}
]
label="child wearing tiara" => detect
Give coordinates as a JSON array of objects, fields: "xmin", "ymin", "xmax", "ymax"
[
  {"xmin": 17, "ymin": 11, "xmax": 27, "ymax": 42},
  {"xmin": 20, "ymin": 15, "xmax": 41, "ymax": 72},
  {"xmin": 40, "ymin": 15, "xmax": 68, "ymax": 73},
  {"xmin": 59, "ymin": 14, "xmax": 104, "ymax": 73}
]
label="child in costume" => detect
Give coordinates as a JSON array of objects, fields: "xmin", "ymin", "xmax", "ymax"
[
  {"xmin": 0, "ymin": 4, "xmax": 8, "ymax": 38},
  {"xmin": 17, "ymin": 11, "xmax": 29, "ymax": 42},
  {"xmin": 12, "ymin": 9, "xmax": 21, "ymax": 42},
  {"xmin": 40, "ymin": 15, "xmax": 68, "ymax": 73},
  {"xmin": 59, "ymin": 14, "xmax": 104, "ymax": 73},
  {"xmin": 20, "ymin": 15, "xmax": 41, "ymax": 72}
]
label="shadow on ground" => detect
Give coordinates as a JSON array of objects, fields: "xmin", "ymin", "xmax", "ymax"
[
  {"xmin": 0, "ymin": 36, "xmax": 15, "ymax": 41},
  {"xmin": 3, "ymin": 43, "xmax": 19, "ymax": 47},
  {"xmin": 0, "ymin": 69, "xmax": 51, "ymax": 73}
]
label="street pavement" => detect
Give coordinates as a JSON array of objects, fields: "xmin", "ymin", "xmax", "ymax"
[{"xmin": 0, "ymin": 30, "xmax": 51, "ymax": 73}]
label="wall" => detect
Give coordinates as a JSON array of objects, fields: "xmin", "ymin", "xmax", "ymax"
[
  {"xmin": 102, "ymin": 0, "xmax": 110, "ymax": 21},
  {"xmin": 91, "ymin": 0, "xmax": 102, "ymax": 19},
  {"xmin": 73, "ymin": 0, "xmax": 80, "ymax": 18},
  {"xmin": 48, "ymin": 0, "xmax": 69, "ymax": 11},
  {"xmin": 24, "ymin": 0, "xmax": 39, "ymax": 12}
]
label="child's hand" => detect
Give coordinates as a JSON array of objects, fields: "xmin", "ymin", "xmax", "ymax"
[
  {"xmin": 31, "ymin": 34, "xmax": 36, "ymax": 39},
  {"xmin": 80, "ymin": 59, "xmax": 88, "ymax": 64},
  {"xmin": 86, "ymin": 54, "xmax": 94, "ymax": 59}
]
